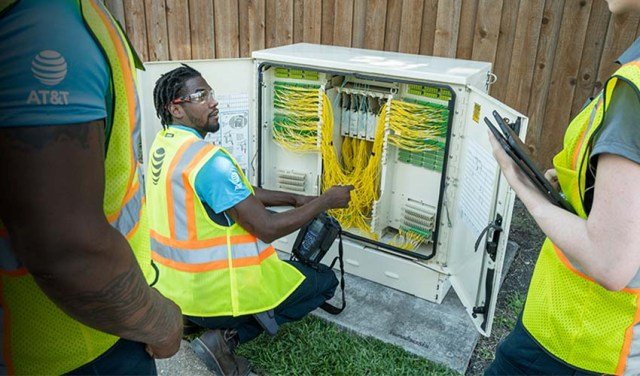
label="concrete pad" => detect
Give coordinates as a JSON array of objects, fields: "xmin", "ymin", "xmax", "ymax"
[
  {"xmin": 312, "ymin": 240, "xmax": 519, "ymax": 374},
  {"xmin": 156, "ymin": 340, "xmax": 210, "ymax": 375},
  {"xmin": 157, "ymin": 241, "xmax": 518, "ymax": 375}
]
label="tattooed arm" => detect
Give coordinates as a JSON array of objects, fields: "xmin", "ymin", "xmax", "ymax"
[{"xmin": 0, "ymin": 121, "xmax": 182, "ymax": 358}]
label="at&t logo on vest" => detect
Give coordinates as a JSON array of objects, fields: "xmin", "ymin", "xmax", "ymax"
[{"xmin": 27, "ymin": 50, "xmax": 70, "ymax": 106}]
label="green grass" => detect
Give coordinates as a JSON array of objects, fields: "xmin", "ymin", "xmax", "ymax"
[
  {"xmin": 505, "ymin": 291, "xmax": 526, "ymax": 313},
  {"xmin": 232, "ymin": 315, "xmax": 457, "ymax": 376}
]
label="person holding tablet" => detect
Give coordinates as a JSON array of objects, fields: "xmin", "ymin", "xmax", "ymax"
[{"xmin": 485, "ymin": 0, "xmax": 640, "ymax": 374}]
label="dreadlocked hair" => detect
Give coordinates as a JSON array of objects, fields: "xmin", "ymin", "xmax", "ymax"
[{"xmin": 153, "ymin": 64, "xmax": 202, "ymax": 128}]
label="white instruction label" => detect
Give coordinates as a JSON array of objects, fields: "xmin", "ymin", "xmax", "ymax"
[
  {"xmin": 458, "ymin": 139, "xmax": 499, "ymax": 237},
  {"xmin": 204, "ymin": 93, "xmax": 250, "ymax": 171}
]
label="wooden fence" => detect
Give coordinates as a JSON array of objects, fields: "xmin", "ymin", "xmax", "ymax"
[{"xmin": 105, "ymin": 0, "xmax": 640, "ymax": 167}]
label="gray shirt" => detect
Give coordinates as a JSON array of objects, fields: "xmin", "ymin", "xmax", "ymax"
[
  {"xmin": 590, "ymin": 36, "xmax": 640, "ymax": 165},
  {"xmin": 584, "ymin": 36, "xmax": 640, "ymax": 210}
]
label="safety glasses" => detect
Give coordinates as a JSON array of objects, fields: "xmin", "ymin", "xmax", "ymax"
[{"xmin": 172, "ymin": 89, "xmax": 216, "ymax": 104}]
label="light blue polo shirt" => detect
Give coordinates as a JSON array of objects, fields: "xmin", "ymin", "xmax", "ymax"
[
  {"xmin": 0, "ymin": 0, "xmax": 110, "ymax": 127},
  {"xmin": 169, "ymin": 126, "xmax": 251, "ymax": 223}
]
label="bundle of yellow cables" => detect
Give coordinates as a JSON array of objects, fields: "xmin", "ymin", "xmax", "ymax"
[
  {"xmin": 272, "ymin": 82, "xmax": 321, "ymax": 152},
  {"xmin": 389, "ymin": 228, "xmax": 428, "ymax": 251},
  {"xmin": 321, "ymin": 94, "xmax": 387, "ymax": 235},
  {"xmin": 388, "ymin": 100, "xmax": 448, "ymax": 152}
]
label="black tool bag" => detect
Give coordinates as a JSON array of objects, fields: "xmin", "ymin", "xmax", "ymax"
[{"xmin": 291, "ymin": 212, "xmax": 346, "ymax": 315}]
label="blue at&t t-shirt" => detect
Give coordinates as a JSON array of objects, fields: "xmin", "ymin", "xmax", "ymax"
[{"xmin": 0, "ymin": 0, "xmax": 110, "ymax": 127}]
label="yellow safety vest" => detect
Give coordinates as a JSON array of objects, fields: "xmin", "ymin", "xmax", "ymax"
[
  {"xmin": 146, "ymin": 127, "xmax": 305, "ymax": 317},
  {"xmin": 0, "ymin": 1, "xmax": 152, "ymax": 374},
  {"xmin": 522, "ymin": 62, "xmax": 640, "ymax": 375}
]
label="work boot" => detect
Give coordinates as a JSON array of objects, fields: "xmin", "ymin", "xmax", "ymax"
[{"xmin": 190, "ymin": 329, "xmax": 252, "ymax": 376}]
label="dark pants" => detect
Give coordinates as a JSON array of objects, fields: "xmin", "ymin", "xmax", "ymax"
[
  {"xmin": 67, "ymin": 338, "xmax": 156, "ymax": 375},
  {"xmin": 186, "ymin": 260, "xmax": 338, "ymax": 343},
  {"xmin": 485, "ymin": 315, "xmax": 599, "ymax": 376}
]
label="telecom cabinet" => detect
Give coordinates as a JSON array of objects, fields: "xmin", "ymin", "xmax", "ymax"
[{"xmin": 138, "ymin": 43, "xmax": 528, "ymax": 336}]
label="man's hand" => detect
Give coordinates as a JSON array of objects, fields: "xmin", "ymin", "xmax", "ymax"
[
  {"xmin": 320, "ymin": 185, "xmax": 354, "ymax": 209},
  {"xmin": 144, "ymin": 290, "xmax": 183, "ymax": 359},
  {"xmin": 229, "ymin": 184, "xmax": 353, "ymax": 243}
]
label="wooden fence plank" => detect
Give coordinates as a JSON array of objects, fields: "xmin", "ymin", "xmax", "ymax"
[
  {"xmin": 302, "ymin": 0, "xmax": 322, "ymax": 43},
  {"xmin": 418, "ymin": 0, "xmax": 438, "ymax": 55},
  {"xmin": 265, "ymin": 0, "xmax": 277, "ymax": 48},
  {"xmin": 538, "ymin": 0, "xmax": 593, "ymax": 166},
  {"xmin": 398, "ymin": 0, "xmax": 425, "ymax": 54},
  {"xmin": 364, "ymin": 0, "xmax": 387, "ymax": 50},
  {"xmin": 321, "ymin": 0, "xmax": 335, "ymax": 44},
  {"xmin": 597, "ymin": 11, "xmax": 640, "ymax": 83},
  {"xmin": 123, "ymin": 0, "xmax": 149, "ymax": 61},
  {"xmin": 105, "ymin": 0, "xmax": 126, "ymax": 28},
  {"xmin": 456, "ymin": 0, "xmax": 479, "ymax": 59},
  {"xmin": 570, "ymin": 0, "xmax": 610, "ymax": 116},
  {"xmin": 117, "ymin": 0, "xmax": 640, "ymax": 166},
  {"xmin": 275, "ymin": 0, "xmax": 294, "ymax": 46},
  {"xmin": 247, "ymin": 0, "xmax": 266, "ymax": 52},
  {"xmin": 333, "ymin": 0, "xmax": 354, "ymax": 47},
  {"xmin": 189, "ymin": 0, "xmax": 215, "ymax": 59},
  {"xmin": 293, "ymin": 0, "xmax": 304, "ymax": 43},
  {"xmin": 238, "ymin": 0, "xmax": 250, "ymax": 56},
  {"xmin": 384, "ymin": 0, "xmax": 402, "ymax": 51},
  {"xmin": 352, "ymin": 0, "xmax": 367, "ymax": 48},
  {"xmin": 213, "ymin": 0, "xmax": 239, "ymax": 57},
  {"xmin": 504, "ymin": 0, "xmax": 544, "ymax": 111},
  {"xmin": 490, "ymin": 0, "xmax": 519, "ymax": 101},
  {"xmin": 144, "ymin": 0, "xmax": 169, "ymax": 61},
  {"xmin": 166, "ymin": 0, "xmax": 192, "ymax": 60},
  {"xmin": 523, "ymin": 0, "xmax": 564, "ymax": 159},
  {"xmin": 470, "ymin": 0, "xmax": 503, "ymax": 64},
  {"xmin": 433, "ymin": 0, "xmax": 462, "ymax": 57}
]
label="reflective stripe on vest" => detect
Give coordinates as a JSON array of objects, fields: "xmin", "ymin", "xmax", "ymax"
[
  {"xmin": 0, "ymin": 1, "xmax": 150, "ymax": 374},
  {"xmin": 165, "ymin": 140, "xmax": 214, "ymax": 240},
  {"xmin": 151, "ymin": 235, "xmax": 275, "ymax": 271},
  {"xmin": 522, "ymin": 62, "xmax": 640, "ymax": 375},
  {"xmin": 147, "ymin": 128, "xmax": 305, "ymax": 317},
  {"xmin": 109, "ymin": 167, "xmax": 144, "ymax": 238}
]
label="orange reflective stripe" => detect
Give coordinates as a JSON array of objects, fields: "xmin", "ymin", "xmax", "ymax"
[
  {"xmin": 183, "ymin": 145, "xmax": 214, "ymax": 240},
  {"xmin": 88, "ymin": 0, "xmax": 137, "ymax": 216},
  {"xmin": 552, "ymin": 244, "xmax": 598, "ymax": 284},
  {"xmin": 152, "ymin": 244, "xmax": 275, "ymax": 273},
  {"xmin": 166, "ymin": 140, "xmax": 197, "ymax": 239},
  {"xmin": 106, "ymin": 178, "xmax": 139, "ymax": 223},
  {"xmin": 232, "ymin": 246, "xmax": 276, "ymax": 268},
  {"xmin": 151, "ymin": 230, "xmax": 256, "ymax": 249},
  {"xmin": 571, "ymin": 99, "xmax": 603, "ymax": 170},
  {"xmin": 617, "ymin": 297, "xmax": 640, "ymax": 374},
  {"xmin": 552, "ymin": 244, "xmax": 640, "ymax": 294},
  {"xmin": 125, "ymin": 197, "xmax": 145, "ymax": 240},
  {"xmin": 151, "ymin": 251, "xmax": 229, "ymax": 273},
  {"xmin": 0, "ymin": 269, "xmax": 27, "ymax": 277}
]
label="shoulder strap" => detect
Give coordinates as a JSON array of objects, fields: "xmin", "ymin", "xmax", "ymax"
[{"xmin": 320, "ymin": 232, "xmax": 346, "ymax": 315}]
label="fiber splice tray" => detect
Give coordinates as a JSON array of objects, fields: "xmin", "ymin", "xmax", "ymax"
[{"xmin": 138, "ymin": 43, "xmax": 528, "ymax": 336}]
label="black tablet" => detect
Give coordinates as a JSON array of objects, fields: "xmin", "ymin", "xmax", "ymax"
[{"xmin": 484, "ymin": 111, "xmax": 574, "ymax": 213}]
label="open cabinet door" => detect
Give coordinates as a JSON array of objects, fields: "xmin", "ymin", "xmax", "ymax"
[
  {"xmin": 137, "ymin": 59, "xmax": 255, "ymax": 174},
  {"xmin": 446, "ymin": 85, "xmax": 528, "ymax": 336}
]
